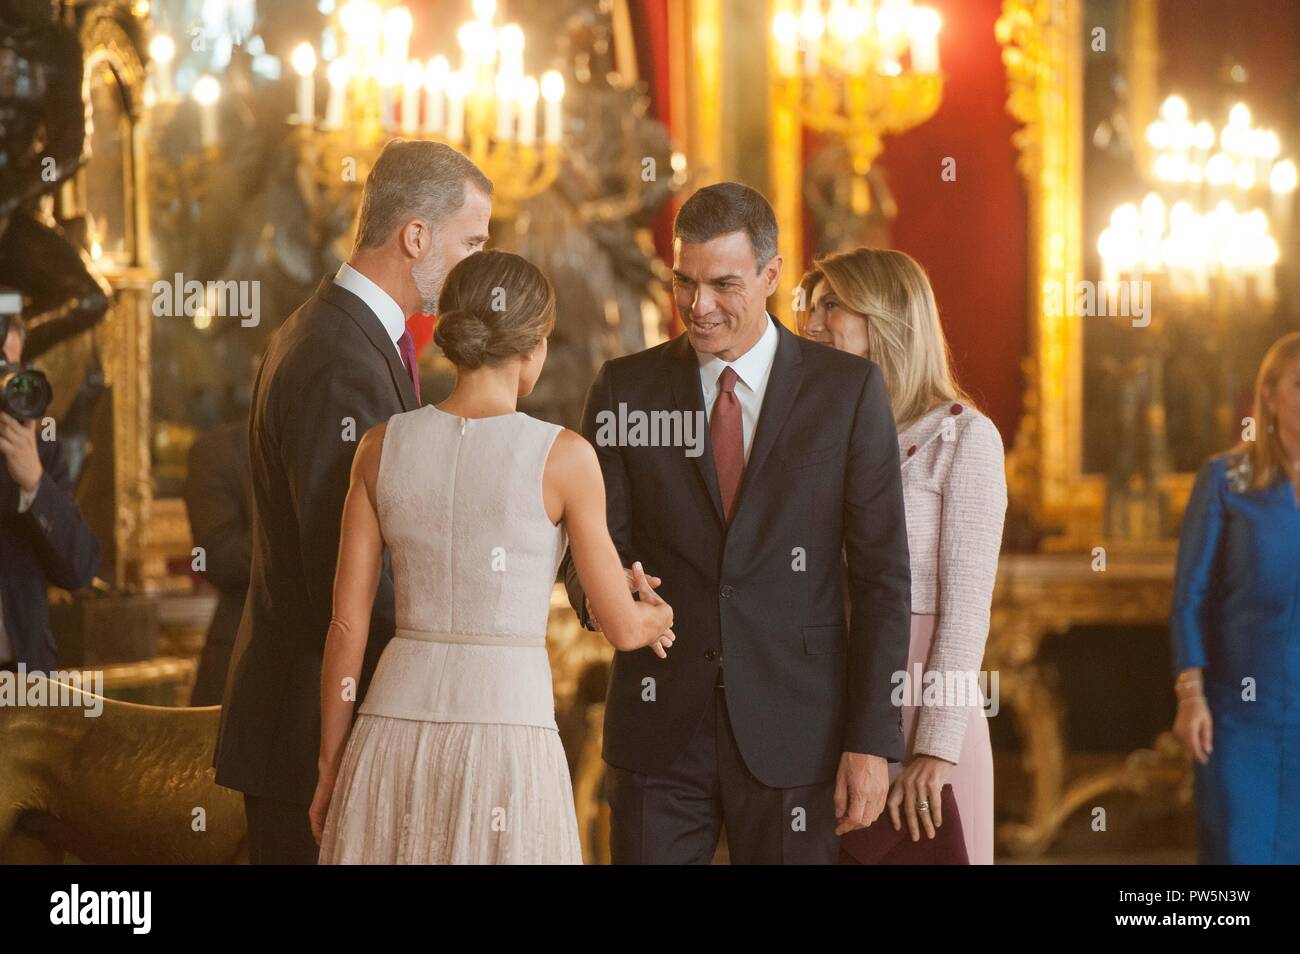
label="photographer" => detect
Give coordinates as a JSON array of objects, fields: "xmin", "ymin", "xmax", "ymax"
[{"xmin": 0, "ymin": 312, "xmax": 100, "ymax": 673}]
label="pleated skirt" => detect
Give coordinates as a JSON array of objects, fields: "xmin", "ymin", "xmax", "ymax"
[{"xmin": 318, "ymin": 714, "xmax": 583, "ymax": 864}]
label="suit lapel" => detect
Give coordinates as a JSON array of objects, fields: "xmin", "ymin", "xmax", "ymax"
[
  {"xmin": 737, "ymin": 320, "xmax": 803, "ymax": 511},
  {"xmin": 319, "ymin": 278, "xmax": 419, "ymax": 412},
  {"xmin": 668, "ymin": 333, "xmax": 725, "ymax": 525}
]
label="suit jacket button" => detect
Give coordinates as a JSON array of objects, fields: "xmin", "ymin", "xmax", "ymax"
[
  {"xmin": 704, "ymin": 649, "xmax": 718, "ymax": 661},
  {"xmin": 719, "ymin": 584, "xmax": 733, "ymax": 598}
]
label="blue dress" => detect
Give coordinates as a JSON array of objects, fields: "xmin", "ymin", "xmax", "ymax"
[{"xmin": 1171, "ymin": 450, "xmax": 1300, "ymax": 864}]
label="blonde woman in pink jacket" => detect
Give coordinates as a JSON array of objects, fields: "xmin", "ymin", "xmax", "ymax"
[{"xmin": 798, "ymin": 248, "xmax": 1006, "ymax": 865}]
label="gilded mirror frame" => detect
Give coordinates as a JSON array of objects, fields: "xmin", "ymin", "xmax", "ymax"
[
  {"xmin": 59, "ymin": 6, "xmax": 157, "ymax": 588},
  {"xmin": 997, "ymin": 0, "xmax": 1187, "ymax": 551}
]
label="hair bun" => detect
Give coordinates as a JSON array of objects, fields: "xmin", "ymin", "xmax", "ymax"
[{"xmin": 434, "ymin": 308, "xmax": 491, "ymax": 369}]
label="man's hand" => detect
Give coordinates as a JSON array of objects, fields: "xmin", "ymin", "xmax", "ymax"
[
  {"xmin": 586, "ymin": 566, "xmax": 661, "ymax": 632},
  {"xmin": 833, "ymin": 751, "xmax": 889, "ymax": 835},
  {"xmin": 0, "ymin": 414, "xmax": 43, "ymax": 495}
]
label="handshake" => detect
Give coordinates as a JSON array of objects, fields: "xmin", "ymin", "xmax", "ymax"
[{"xmin": 587, "ymin": 562, "xmax": 676, "ymax": 659}]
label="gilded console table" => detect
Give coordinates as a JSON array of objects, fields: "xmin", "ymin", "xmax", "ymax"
[{"xmin": 987, "ymin": 551, "xmax": 1192, "ymax": 856}]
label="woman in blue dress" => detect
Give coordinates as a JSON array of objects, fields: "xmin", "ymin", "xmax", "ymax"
[{"xmin": 1171, "ymin": 331, "xmax": 1300, "ymax": 864}]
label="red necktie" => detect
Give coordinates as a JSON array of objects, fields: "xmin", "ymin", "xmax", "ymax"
[
  {"xmin": 711, "ymin": 366, "xmax": 745, "ymax": 522},
  {"xmin": 397, "ymin": 329, "xmax": 421, "ymax": 402}
]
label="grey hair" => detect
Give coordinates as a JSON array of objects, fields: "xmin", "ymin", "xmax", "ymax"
[
  {"xmin": 353, "ymin": 139, "xmax": 493, "ymax": 251},
  {"xmin": 673, "ymin": 181, "xmax": 779, "ymax": 270}
]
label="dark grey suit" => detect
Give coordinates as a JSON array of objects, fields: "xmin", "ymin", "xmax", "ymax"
[
  {"xmin": 213, "ymin": 278, "xmax": 418, "ymax": 863},
  {"xmin": 564, "ymin": 318, "xmax": 911, "ymax": 863},
  {"xmin": 184, "ymin": 418, "xmax": 251, "ymax": 707}
]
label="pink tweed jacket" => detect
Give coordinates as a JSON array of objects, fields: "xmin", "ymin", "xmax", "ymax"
[{"xmin": 897, "ymin": 401, "xmax": 1007, "ymax": 763}]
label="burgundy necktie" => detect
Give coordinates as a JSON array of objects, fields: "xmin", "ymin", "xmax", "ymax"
[
  {"xmin": 397, "ymin": 329, "xmax": 421, "ymax": 403},
  {"xmin": 711, "ymin": 366, "xmax": 745, "ymax": 523}
]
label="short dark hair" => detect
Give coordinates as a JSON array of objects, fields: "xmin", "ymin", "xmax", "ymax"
[
  {"xmin": 673, "ymin": 182, "xmax": 779, "ymax": 270},
  {"xmin": 354, "ymin": 139, "xmax": 493, "ymax": 251}
]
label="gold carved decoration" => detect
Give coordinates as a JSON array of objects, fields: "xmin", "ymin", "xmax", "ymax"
[
  {"xmin": 986, "ymin": 554, "xmax": 1191, "ymax": 856},
  {"xmin": 991, "ymin": 2, "xmax": 1194, "ymax": 857},
  {"xmin": 0, "ymin": 678, "xmax": 244, "ymax": 864},
  {"xmin": 996, "ymin": 0, "xmax": 1091, "ymax": 548},
  {"xmin": 997, "ymin": 0, "xmax": 1194, "ymax": 548},
  {"xmin": 61, "ymin": 5, "xmax": 156, "ymax": 589}
]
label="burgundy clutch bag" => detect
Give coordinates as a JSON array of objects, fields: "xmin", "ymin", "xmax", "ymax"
[{"xmin": 838, "ymin": 784, "xmax": 969, "ymax": 865}]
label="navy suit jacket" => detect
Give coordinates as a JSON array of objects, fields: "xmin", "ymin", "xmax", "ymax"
[{"xmin": 0, "ymin": 431, "xmax": 101, "ymax": 669}]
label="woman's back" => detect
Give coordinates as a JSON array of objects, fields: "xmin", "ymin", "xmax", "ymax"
[
  {"xmin": 356, "ymin": 405, "xmax": 567, "ymax": 729},
  {"xmin": 377, "ymin": 405, "xmax": 566, "ymax": 640}
]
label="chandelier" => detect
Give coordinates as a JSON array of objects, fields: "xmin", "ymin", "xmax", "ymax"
[
  {"xmin": 286, "ymin": 0, "xmax": 566, "ymax": 219},
  {"xmin": 1099, "ymin": 95, "xmax": 1298, "ymax": 302},
  {"xmin": 770, "ymin": 0, "xmax": 944, "ymax": 213}
]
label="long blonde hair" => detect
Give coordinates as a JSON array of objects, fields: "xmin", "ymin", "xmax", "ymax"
[
  {"xmin": 1238, "ymin": 330, "xmax": 1300, "ymax": 491},
  {"xmin": 796, "ymin": 247, "xmax": 972, "ymax": 428}
]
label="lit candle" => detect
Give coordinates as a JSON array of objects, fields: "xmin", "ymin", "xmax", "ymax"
[
  {"xmin": 446, "ymin": 71, "xmax": 468, "ymax": 143},
  {"xmin": 291, "ymin": 43, "xmax": 317, "ymax": 124},
  {"xmin": 799, "ymin": 1, "xmax": 824, "ymax": 76},
  {"xmin": 376, "ymin": 58, "xmax": 399, "ymax": 131},
  {"xmin": 771, "ymin": 12, "xmax": 799, "ymax": 77},
  {"xmin": 149, "ymin": 34, "xmax": 176, "ymax": 102},
  {"xmin": 540, "ymin": 70, "xmax": 564, "ymax": 145},
  {"xmin": 499, "ymin": 23, "xmax": 524, "ymax": 78},
  {"xmin": 834, "ymin": 2, "xmax": 868, "ymax": 74},
  {"xmin": 907, "ymin": 7, "xmax": 942, "ymax": 74},
  {"xmin": 424, "ymin": 56, "xmax": 449, "ymax": 134},
  {"xmin": 495, "ymin": 71, "xmax": 517, "ymax": 141},
  {"xmin": 517, "ymin": 75, "xmax": 538, "ymax": 146},
  {"xmin": 326, "ymin": 57, "xmax": 350, "ymax": 129},
  {"xmin": 401, "ymin": 59, "xmax": 423, "ymax": 134},
  {"xmin": 359, "ymin": 1, "xmax": 383, "ymax": 72},
  {"xmin": 457, "ymin": 22, "xmax": 478, "ymax": 86},
  {"xmin": 193, "ymin": 75, "xmax": 221, "ymax": 148},
  {"xmin": 340, "ymin": 1, "xmax": 380, "ymax": 72},
  {"xmin": 876, "ymin": 0, "xmax": 907, "ymax": 73},
  {"xmin": 382, "ymin": 6, "xmax": 413, "ymax": 67}
]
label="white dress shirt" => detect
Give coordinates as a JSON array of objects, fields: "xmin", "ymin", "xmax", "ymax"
[
  {"xmin": 0, "ymin": 485, "xmax": 39, "ymax": 664},
  {"xmin": 697, "ymin": 315, "xmax": 780, "ymax": 462},
  {"xmin": 333, "ymin": 262, "xmax": 406, "ymax": 358}
]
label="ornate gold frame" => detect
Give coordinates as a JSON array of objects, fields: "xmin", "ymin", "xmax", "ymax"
[
  {"xmin": 61, "ymin": 5, "xmax": 156, "ymax": 589},
  {"xmin": 997, "ymin": 0, "xmax": 1193, "ymax": 550}
]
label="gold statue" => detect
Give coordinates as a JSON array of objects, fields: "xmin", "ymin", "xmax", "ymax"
[{"xmin": 0, "ymin": 677, "xmax": 245, "ymax": 864}]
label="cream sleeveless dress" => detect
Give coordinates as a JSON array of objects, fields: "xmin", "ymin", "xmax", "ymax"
[{"xmin": 318, "ymin": 406, "xmax": 582, "ymax": 864}]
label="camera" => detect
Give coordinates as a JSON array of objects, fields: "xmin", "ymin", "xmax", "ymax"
[
  {"xmin": 0, "ymin": 361, "xmax": 52, "ymax": 421},
  {"xmin": 1, "ymin": 306, "xmax": 53, "ymax": 421}
]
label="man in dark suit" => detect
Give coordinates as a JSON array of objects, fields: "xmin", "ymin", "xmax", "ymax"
[
  {"xmin": 0, "ymin": 314, "xmax": 100, "ymax": 673},
  {"xmin": 564, "ymin": 182, "xmax": 911, "ymax": 863},
  {"xmin": 214, "ymin": 140, "xmax": 492, "ymax": 864},
  {"xmin": 184, "ymin": 416, "xmax": 251, "ymax": 707}
]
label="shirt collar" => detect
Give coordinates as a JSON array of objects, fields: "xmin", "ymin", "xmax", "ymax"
[
  {"xmin": 334, "ymin": 262, "xmax": 407, "ymax": 346},
  {"xmin": 697, "ymin": 314, "xmax": 779, "ymax": 390}
]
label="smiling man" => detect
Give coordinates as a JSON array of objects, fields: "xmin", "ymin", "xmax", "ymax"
[{"xmin": 563, "ymin": 181, "xmax": 912, "ymax": 864}]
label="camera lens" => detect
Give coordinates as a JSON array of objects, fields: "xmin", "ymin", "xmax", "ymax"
[{"xmin": 1, "ymin": 367, "xmax": 52, "ymax": 421}]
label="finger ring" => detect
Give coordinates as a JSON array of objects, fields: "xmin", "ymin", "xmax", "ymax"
[{"xmin": 917, "ymin": 801, "xmax": 930, "ymax": 813}]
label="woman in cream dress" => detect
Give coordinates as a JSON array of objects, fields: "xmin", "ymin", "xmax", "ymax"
[
  {"xmin": 309, "ymin": 250, "xmax": 675, "ymax": 864},
  {"xmin": 798, "ymin": 248, "xmax": 1005, "ymax": 864}
]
